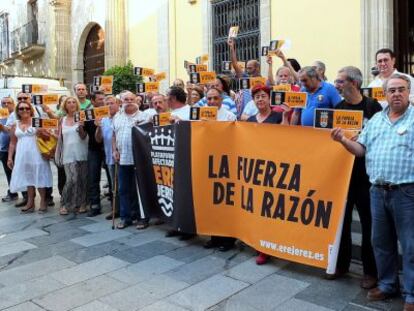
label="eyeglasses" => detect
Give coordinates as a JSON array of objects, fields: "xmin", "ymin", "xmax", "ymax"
[
  {"xmin": 18, "ymin": 107, "xmax": 31, "ymax": 111},
  {"xmin": 334, "ymin": 79, "xmax": 345, "ymax": 84},
  {"xmin": 386, "ymin": 87, "xmax": 408, "ymax": 94},
  {"xmin": 17, "ymin": 97, "xmax": 30, "ymax": 101}
]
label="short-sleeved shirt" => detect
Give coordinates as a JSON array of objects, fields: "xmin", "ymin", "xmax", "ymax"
[
  {"xmin": 368, "ymin": 69, "xmax": 414, "ymax": 107},
  {"xmin": 357, "ymin": 104, "xmax": 414, "ymax": 184},
  {"xmin": 101, "ymin": 117, "xmax": 114, "ymax": 165},
  {"xmin": 80, "ymin": 99, "xmax": 92, "ymax": 111},
  {"xmin": 336, "ymin": 96, "xmax": 382, "ymax": 184},
  {"xmin": 0, "ymin": 117, "xmax": 10, "ymax": 152},
  {"xmin": 242, "ymin": 100, "xmax": 258, "ymax": 118},
  {"xmin": 247, "ymin": 111, "xmax": 282, "ymax": 124},
  {"xmin": 171, "ymin": 105, "xmax": 191, "ymax": 121},
  {"xmin": 217, "ymin": 106, "xmax": 237, "ymax": 121},
  {"xmin": 300, "ymin": 81, "xmax": 342, "ymax": 126},
  {"xmin": 196, "ymin": 94, "xmax": 237, "ymax": 115},
  {"xmin": 112, "ymin": 111, "xmax": 143, "ymax": 165}
]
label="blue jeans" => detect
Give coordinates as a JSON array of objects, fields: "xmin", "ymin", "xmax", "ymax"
[
  {"xmin": 370, "ymin": 185, "xmax": 414, "ymax": 303},
  {"xmin": 119, "ymin": 165, "xmax": 139, "ymax": 223},
  {"xmin": 87, "ymin": 149, "xmax": 104, "ymax": 207}
]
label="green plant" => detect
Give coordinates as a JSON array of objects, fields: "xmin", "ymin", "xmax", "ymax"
[{"xmin": 103, "ymin": 60, "xmax": 142, "ymax": 95}]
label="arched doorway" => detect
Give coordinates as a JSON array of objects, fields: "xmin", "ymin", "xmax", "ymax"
[{"xmin": 83, "ymin": 24, "xmax": 105, "ymax": 88}]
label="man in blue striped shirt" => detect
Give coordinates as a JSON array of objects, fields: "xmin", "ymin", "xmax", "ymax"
[{"xmin": 331, "ymin": 74, "xmax": 414, "ymax": 310}]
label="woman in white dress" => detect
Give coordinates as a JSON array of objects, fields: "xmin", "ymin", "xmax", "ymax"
[
  {"xmin": 7, "ymin": 101, "xmax": 53, "ymax": 213},
  {"xmin": 59, "ymin": 96, "xmax": 88, "ymax": 215}
]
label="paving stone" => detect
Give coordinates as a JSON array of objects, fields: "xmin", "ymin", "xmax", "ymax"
[
  {"xmin": 0, "ymin": 275, "xmax": 65, "ymax": 309},
  {"xmin": 108, "ymin": 255, "xmax": 184, "ymax": 285},
  {"xmin": 59, "ymin": 240, "xmax": 130, "ymax": 264},
  {"xmin": 0, "ymin": 229, "xmax": 48, "ymax": 245},
  {"xmin": 2, "ymin": 301, "xmax": 46, "ymax": 311},
  {"xmin": 223, "ymin": 257, "xmax": 287, "ymax": 284},
  {"xmin": 349, "ymin": 291, "xmax": 404, "ymax": 311},
  {"xmin": 112, "ymin": 240, "xmax": 180, "ymax": 263},
  {"xmin": 80, "ymin": 222, "xmax": 115, "ymax": 232},
  {"xmin": 33, "ymin": 275, "xmax": 127, "ymax": 311},
  {"xmin": 166, "ymin": 274, "xmax": 249, "ymax": 311},
  {"xmin": 0, "ymin": 240, "xmax": 84, "ymax": 272},
  {"xmin": 116, "ymin": 228, "xmax": 168, "ymax": 247},
  {"xmin": 71, "ymin": 300, "xmax": 119, "ymax": 311},
  {"xmin": 26, "ymin": 228, "xmax": 89, "ymax": 247},
  {"xmin": 100, "ymin": 275, "xmax": 189, "ymax": 311},
  {"xmin": 0, "ymin": 255, "xmax": 76, "ymax": 286},
  {"xmin": 208, "ymin": 299, "xmax": 260, "ymax": 311},
  {"xmin": 70, "ymin": 229, "xmax": 131, "ymax": 247},
  {"xmin": 274, "ymin": 298, "xmax": 335, "ymax": 311},
  {"xmin": 223, "ymin": 274, "xmax": 309, "ymax": 311},
  {"xmin": 0, "ymin": 241, "xmax": 37, "ymax": 257},
  {"xmin": 140, "ymin": 301, "xmax": 189, "ymax": 311},
  {"xmin": 50, "ymin": 255, "xmax": 129, "ymax": 285},
  {"xmin": 165, "ymin": 255, "xmax": 233, "ymax": 285},
  {"xmin": 293, "ymin": 272, "xmax": 362, "ymax": 310},
  {"xmin": 164, "ymin": 242, "xmax": 215, "ymax": 263}
]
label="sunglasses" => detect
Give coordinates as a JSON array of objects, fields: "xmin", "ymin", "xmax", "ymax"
[
  {"xmin": 17, "ymin": 97, "xmax": 30, "ymax": 101},
  {"xmin": 18, "ymin": 107, "xmax": 31, "ymax": 111}
]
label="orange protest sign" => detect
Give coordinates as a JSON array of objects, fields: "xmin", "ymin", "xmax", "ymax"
[
  {"xmin": 153, "ymin": 112, "xmax": 171, "ymax": 127},
  {"xmin": 314, "ymin": 109, "xmax": 363, "ymax": 131},
  {"xmin": 0, "ymin": 108, "xmax": 9, "ymax": 118},
  {"xmin": 250, "ymin": 77, "xmax": 267, "ymax": 89},
  {"xmin": 93, "ymin": 105, "xmax": 110, "ymax": 120},
  {"xmin": 190, "ymin": 106, "xmax": 218, "ymax": 121},
  {"xmin": 271, "ymin": 91, "xmax": 307, "ymax": 108},
  {"xmin": 22, "ymin": 84, "xmax": 48, "ymax": 94},
  {"xmin": 190, "ymin": 122, "xmax": 354, "ymax": 270},
  {"xmin": 189, "ymin": 64, "xmax": 208, "ymax": 73},
  {"xmin": 154, "ymin": 72, "xmax": 167, "ymax": 81},
  {"xmin": 100, "ymin": 76, "xmax": 113, "ymax": 85},
  {"xmin": 361, "ymin": 87, "xmax": 385, "ymax": 101},
  {"xmin": 273, "ymin": 84, "xmax": 292, "ymax": 92},
  {"xmin": 32, "ymin": 118, "xmax": 58, "ymax": 129}
]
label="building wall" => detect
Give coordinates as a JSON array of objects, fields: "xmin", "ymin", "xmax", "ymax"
[{"xmin": 270, "ymin": 0, "xmax": 362, "ymax": 82}]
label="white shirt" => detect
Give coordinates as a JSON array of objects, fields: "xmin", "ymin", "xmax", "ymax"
[
  {"xmin": 140, "ymin": 108, "xmax": 158, "ymax": 123},
  {"xmin": 217, "ymin": 106, "xmax": 237, "ymax": 121},
  {"xmin": 369, "ymin": 69, "xmax": 414, "ymax": 107},
  {"xmin": 171, "ymin": 105, "xmax": 190, "ymax": 121},
  {"xmin": 112, "ymin": 110, "xmax": 143, "ymax": 165}
]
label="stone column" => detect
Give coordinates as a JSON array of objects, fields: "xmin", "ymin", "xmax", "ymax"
[
  {"xmin": 260, "ymin": 0, "xmax": 271, "ymax": 77},
  {"xmin": 361, "ymin": 0, "xmax": 394, "ymax": 85},
  {"xmin": 50, "ymin": 0, "xmax": 72, "ymax": 88},
  {"xmin": 157, "ymin": 0, "xmax": 170, "ymax": 92},
  {"xmin": 105, "ymin": 0, "xmax": 127, "ymax": 70}
]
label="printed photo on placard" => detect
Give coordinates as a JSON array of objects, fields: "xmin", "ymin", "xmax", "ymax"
[
  {"xmin": 271, "ymin": 91, "xmax": 307, "ymax": 108},
  {"xmin": 239, "ymin": 78, "xmax": 250, "ymax": 90},
  {"xmin": 136, "ymin": 83, "xmax": 145, "ymax": 93},
  {"xmin": 222, "ymin": 61, "xmax": 232, "ymax": 72},
  {"xmin": 74, "ymin": 111, "xmax": 86, "ymax": 123},
  {"xmin": 261, "ymin": 46, "xmax": 269, "ymax": 56},
  {"xmin": 228, "ymin": 26, "xmax": 239, "ymax": 39},
  {"xmin": 314, "ymin": 108, "xmax": 363, "ymax": 130},
  {"xmin": 269, "ymin": 39, "xmax": 286, "ymax": 51},
  {"xmin": 93, "ymin": 76, "xmax": 101, "ymax": 86},
  {"xmin": 190, "ymin": 73, "xmax": 200, "ymax": 84},
  {"xmin": 89, "ymin": 85, "xmax": 100, "ymax": 94}
]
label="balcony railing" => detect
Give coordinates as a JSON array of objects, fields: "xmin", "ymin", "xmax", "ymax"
[{"xmin": 10, "ymin": 19, "xmax": 44, "ymax": 60}]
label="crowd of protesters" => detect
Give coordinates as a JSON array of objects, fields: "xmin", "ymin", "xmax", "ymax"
[{"xmin": 0, "ymin": 41, "xmax": 414, "ymax": 310}]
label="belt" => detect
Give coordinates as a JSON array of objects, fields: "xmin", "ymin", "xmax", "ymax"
[{"xmin": 374, "ymin": 182, "xmax": 414, "ymax": 191}]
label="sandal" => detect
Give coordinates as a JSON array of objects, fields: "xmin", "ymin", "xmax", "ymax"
[
  {"xmin": 38, "ymin": 206, "xmax": 48, "ymax": 214},
  {"xmin": 59, "ymin": 207, "xmax": 69, "ymax": 215},
  {"xmin": 136, "ymin": 221, "xmax": 149, "ymax": 230},
  {"xmin": 20, "ymin": 205, "xmax": 35, "ymax": 214},
  {"xmin": 117, "ymin": 220, "xmax": 132, "ymax": 229},
  {"xmin": 78, "ymin": 205, "xmax": 87, "ymax": 214}
]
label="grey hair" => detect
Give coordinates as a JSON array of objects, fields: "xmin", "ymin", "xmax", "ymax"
[
  {"xmin": 120, "ymin": 91, "xmax": 135, "ymax": 100},
  {"xmin": 338, "ymin": 66, "xmax": 363, "ymax": 89},
  {"xmin": 383, "ymin": 73, "xmax": 411, "ymax": 91},
  {"xmin": 299, "ymin": 66, "xmax": 320, "ymax": 80},
  {"xmin": 313, "ymin": 61, "xmax": 326, "ymax": 72}
]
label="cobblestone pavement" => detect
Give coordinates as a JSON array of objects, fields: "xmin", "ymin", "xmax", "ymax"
[{"xmin": 0, "ymin": 167, "xmax": 404, "ymax": 311}]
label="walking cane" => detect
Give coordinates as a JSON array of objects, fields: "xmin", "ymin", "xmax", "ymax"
[{"xmin": 111, "ymin": 163, "xmax": 119, "ymax": 230}]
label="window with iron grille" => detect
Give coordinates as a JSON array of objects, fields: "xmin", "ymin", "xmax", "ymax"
[
  {"xmin": 0, "ymin": 13, "xmax": 9, "ymax": 62},
  {"xmin": 212, "ymin": 0, "xmax": 260, "ymax": 74}
]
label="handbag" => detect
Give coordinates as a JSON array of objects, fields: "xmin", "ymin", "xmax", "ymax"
[
  {"xmin": 36, "ymin": 135, "xmax": 58, "ymax": 161},
  {"xmin": 54, "ymin": 120, "xmax": 64, "ymax": 167}
]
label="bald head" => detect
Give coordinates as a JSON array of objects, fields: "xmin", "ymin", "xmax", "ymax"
[{"xmin": 246, "ymin": 60, "xmax": 260, "ymax": 77}]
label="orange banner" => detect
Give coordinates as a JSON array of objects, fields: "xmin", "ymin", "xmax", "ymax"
[{"xmin": 190, "ymin": 122, "xmax": 354, "ymax": 270}]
